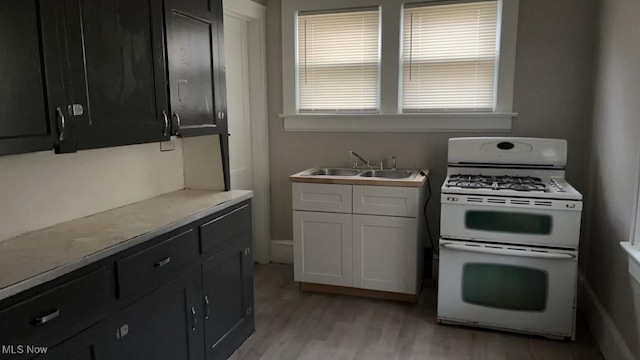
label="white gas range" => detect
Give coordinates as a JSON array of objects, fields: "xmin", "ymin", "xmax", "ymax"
[{"xmin": 437, "ymin": 137, "xmax": 583, "ymax": 340}]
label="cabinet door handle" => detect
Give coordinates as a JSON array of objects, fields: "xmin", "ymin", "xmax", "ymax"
[
  {"xmin": 204, "ymin": 296, "xmax": 210, "ymax": 320},
  {"xmin": 153, "ymin": 257, "xmax": 171, "ymax": 268},
  {"xmin": 56, "ymin": 107, "xmax": 65, "ymax": 141},
  {"xmin": 217, "ymin": 111, "xmax": 225, "ymax": 120},
  {"xmin": 34, "ymin": 309, "xmax": 60, "ymax": 325},
  {"xmin": 162, "ymin": 110, "xmax": 169, "ymax": 136},
  {"xmin": 174, "ymin": 112, "xmax": 181, "ymax": 134},
  {"xmin": 191, "ymin": 306, "xmax": 197, "ymax": 331}
]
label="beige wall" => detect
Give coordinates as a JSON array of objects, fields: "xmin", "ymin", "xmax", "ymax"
[
  {"xmin": 0, "ymin": 142, "xmax": 185, "ymax": 241},
  {"xmin": 581, "ymin": 0, "xmax": 640, "ymax": 357},
  {"xmin": 265, "ymin": 0, "xmax": 598, "ymax": 241}
]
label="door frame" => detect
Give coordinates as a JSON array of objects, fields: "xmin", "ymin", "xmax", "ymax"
[{"xmin": 223, "ymin": 0, "xmax": 270, "ymax": 264}]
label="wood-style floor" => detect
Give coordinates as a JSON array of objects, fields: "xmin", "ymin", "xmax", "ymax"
[{"xmin": 230, "ymin": 264, "xmax": 603, "ymax": 360}]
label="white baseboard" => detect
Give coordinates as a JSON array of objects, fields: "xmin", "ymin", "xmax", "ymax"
[
  {"xmin": 578, "ymin": 273, "xmax": 636, "ymax": 360},
  {"xmin": 270, "ymin": 240, "xmax": 293, "ymax": 264}
]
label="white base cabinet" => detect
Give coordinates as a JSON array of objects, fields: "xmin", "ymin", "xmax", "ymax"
[
  {"xmin": 353, "ymin": 215, "xmax": 418, "ymax": 293},
  {"xmin": 293, "ymin": 211, "xmax": 353, "ymax": 287},
  {"xmin": 293, "ymin": 182, "xmax": 426, "ymax": 296}
]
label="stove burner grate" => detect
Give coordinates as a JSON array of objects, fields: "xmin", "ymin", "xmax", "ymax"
[{"xmin": 446, "ymin": 174, "xmax": 548, "ymax": 192}]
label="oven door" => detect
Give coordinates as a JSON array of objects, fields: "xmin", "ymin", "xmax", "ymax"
[
  {"xmin": 440, "ymin": 196, "xmax": 581, "ymax": 248},
  {"xmin": 437, "ymin": 239, "xmax": 578, "ymax": 338}
]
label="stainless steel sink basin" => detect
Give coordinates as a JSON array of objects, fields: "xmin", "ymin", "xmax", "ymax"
[
  {"xmin": 358, "ymin": 169, "xmax": 418, "ymax": 179},
  {"xmin": 306, "ymin": 168, "xmax": 361, "ymax": 176}
]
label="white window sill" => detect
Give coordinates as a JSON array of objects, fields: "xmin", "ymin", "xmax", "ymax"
[
  {"xmin": 621, "ymin": 242, "xmax": 640, "ymax": 285},
  {"xmin": 280, "ymin": 112, "xmax": 517, "ymax": 132}
]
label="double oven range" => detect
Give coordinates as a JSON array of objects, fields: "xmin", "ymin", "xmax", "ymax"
[{"xmin": 437, "ymin": 137, "xmax": 583, "ymax": 340}]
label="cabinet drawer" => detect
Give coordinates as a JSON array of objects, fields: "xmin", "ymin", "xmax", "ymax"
[
  {"xmin": 353, "ymin": 186, "xmax": 419, "ymax": 217},
  {"xmin": 200, "ymin": 204, "xmax": 252, "ymax": 255},
  {"xmin": 116, "ymin": 229, "xmax": 198, "ymax": 300},
  {"xmin": 292, "ymin": 183, "xmax": 352, "ymax": 213},
  {"xmin": 0, "ymin": 267, "xmax": 110, "ymax": 348}
]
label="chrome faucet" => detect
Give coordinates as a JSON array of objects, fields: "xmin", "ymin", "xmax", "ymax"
[
  {"xmin": 350, "ymin": 151, "xmax": 374, "ymax": 169},
  {"xmin": 391, "ymin": 156, "xmax": 397, "ymax": 170}
]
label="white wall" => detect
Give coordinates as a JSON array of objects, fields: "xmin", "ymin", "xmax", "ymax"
[
  {"xmin": 0, "ymin": 141, "xmax": 185, "ymax": 241},
  {"xmin": 581, "ymin": 0, "xmax": 640, "ymax": 358},
  {"xmin": 265, "ymin": 0, "xmax": 598, "ymax": 245}
]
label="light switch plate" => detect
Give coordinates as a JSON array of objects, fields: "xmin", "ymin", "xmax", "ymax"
[{"xmin": 160, "ymin": 139, "xmax": 176, "ymax": 152}]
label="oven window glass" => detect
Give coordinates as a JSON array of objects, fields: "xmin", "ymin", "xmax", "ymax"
[
  {"xmin": 462, "ymin": 263, "xmax": 548, "ymax": 311},
  {"xmin": 465, "ymin": 211, "xmax": 552, "ymax": 234}
]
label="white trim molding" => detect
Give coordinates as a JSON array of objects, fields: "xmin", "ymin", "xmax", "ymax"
[
  {"xmin": 223, "ymin": 0, "xmax": 271, "ymax": 264},
  {"xmin": 270, "ymin": 240, "xmax": 294, "ymax": 264},
  {"xmin": 282, "ymin": 112, "xmax": 516, "ymax": 132},
  {"xmin": 281, "ymin": 0, "xmax": 520, "ymax": 132},
  {"xmin": 578, "ymin": 274, "xmax": 636, "ymax": 360},
  {"xmin": 621, "ymin": 242, "xmax": 640, "ymax": 285}
]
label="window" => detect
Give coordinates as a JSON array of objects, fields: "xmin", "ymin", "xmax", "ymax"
[
  {"xmin": 297, "ymin": 9, "xmax": 380, "ymax": 113},
  {"xmin": 402, "ymin": 1, "xmax": 499, "ymax": 112},
  {"xmin": 281, "ymin": 0, "xmax": 520, "ymax": 131}
]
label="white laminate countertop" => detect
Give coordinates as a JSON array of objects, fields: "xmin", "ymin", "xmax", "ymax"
[{"xmin": 0, "ymin": 189, "xmax": 253, "ymax": 302}]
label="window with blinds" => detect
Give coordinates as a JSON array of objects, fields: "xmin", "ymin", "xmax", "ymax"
[
  {"xmin": 297, "ymin": 9, "xmax": 380, "ymax": 113},
  {"xmin": 402, "ymin": 1, "xmax": 499, "ymax": 112}
]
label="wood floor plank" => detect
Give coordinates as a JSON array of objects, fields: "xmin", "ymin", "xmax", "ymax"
[{"xmin": 230, "ymin": 264, "xmax": 603, "ymax": 360}]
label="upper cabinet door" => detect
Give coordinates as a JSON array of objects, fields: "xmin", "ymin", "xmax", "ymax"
[
  {"xmin": 59, "ymin": 0, "xmax": 169, "ymax": 152},
  {"xmin": 165, "ymin": 0, "xmax": 228, "ymax": 137},
  {"xmin": 0, "ymin": 0, "xmax": 67, "ymax": 156}
]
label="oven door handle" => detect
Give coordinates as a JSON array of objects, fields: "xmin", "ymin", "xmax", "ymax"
[{"xmin": 440, "ymin": 243, "xmax": 576, "ymax": 260}]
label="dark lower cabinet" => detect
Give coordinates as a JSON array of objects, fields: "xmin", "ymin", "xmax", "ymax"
[
  {"xmin": 0, "ymin": 201, "xmax": 254, "ymax": 360},
  {"xmin": 202, "ymin": 235, "xmax": 255, "ymax": 360},
  {"xmin": 34, "ymin": 322, "xmax": 108, "ymax": 360},
  {"xmin": 111, "ymin": 270, "xmax": 204, "ymax": 360}
]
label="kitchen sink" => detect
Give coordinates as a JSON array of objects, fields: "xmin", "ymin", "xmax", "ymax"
[
  {"xmin": 359, "ymin": 169, "xmax": 419, "ymax": 179},
  {"xmin": 306, "ymin": 168, "xmax": 361, "ymax": 176}
]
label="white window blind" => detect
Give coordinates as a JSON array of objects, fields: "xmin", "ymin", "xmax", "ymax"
[
  {"xmin": 403, "ymin": 1, "xmax": 499, "ymax": 112},
  {"xmin": 297, "ymin": 9, "xmax": 380, "ymax": 113}
]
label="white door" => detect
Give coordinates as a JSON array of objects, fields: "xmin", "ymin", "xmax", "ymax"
[
  {"xmin": 224, "ymin": 14, "xmax": 253, "ymax": 190},
  {"xmin": 293, "ymin": 211, "xmax": 353, "ymax": 286},
  {"xmin": 353, "ymin": 215, "xmax": 417, "ymax": 294}
]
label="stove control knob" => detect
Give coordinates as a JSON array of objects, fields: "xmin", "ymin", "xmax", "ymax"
[{"xmin": 447, "ymin": 197, "xmax": 459, "ymax": 202}]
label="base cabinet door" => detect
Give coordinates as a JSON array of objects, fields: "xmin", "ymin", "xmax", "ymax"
[
  {"xmin": 34, "ymin": 322, "xmax": 108, "ymax": 360},
  {"xmin": 353, "ymin": 215, "xmax": 417, "ymax": 294},
  {"xmin": 202, "ymin": 236, "xmax": 254, "ymax": 360},
  {"xmin": 111, "ymin": 270, "xmax": 204, "ymax": 360},
  {"xmin": 293, "ymin": 211, "xmax": 353, "ymax": 286}
]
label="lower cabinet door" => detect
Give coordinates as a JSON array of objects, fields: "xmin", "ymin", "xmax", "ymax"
[
  {"xmin": 202, "ymin": 235, "xmax": 254, "ymax": 360},
  {"xmin": 111, "ymin": 270, "xmax": 204, "ymax": 360},
  {"xmin": 353, "ymin": 215, "xmax": 417, "ymax": 294},
  {"xmin": 34, "ymin": 321, "xmax": 107, "ymax": 360},
  {"xmin": 293, "ymin": 211, "xmax": 353, "ymax": 286}
]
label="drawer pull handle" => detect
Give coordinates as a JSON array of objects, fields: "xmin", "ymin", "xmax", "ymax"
[
  {"xmin": 154, "ymin": 257, "xmax": 172, "ymax": 268},
  {"xmin": 204, "ymin": 296, "xmax": 210, "ymax": 320},
  {"xmin": 34, "ymin": 309, "xmax": 60, "ymax": 325}
]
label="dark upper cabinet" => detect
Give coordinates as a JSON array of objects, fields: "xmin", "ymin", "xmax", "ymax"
[
  {"xmin": 165, "ymin": 0, "xmax": 228, "ymax": 137},
  {"xmin": 0, "ymin": 0, "xmax": 67, "ymax": 156},
  {"xmin": 112, "ymin": 270, "xmax": 204, "ymax": 360},
  {"xmin": 55, "ymin": 0, "xmax": 170, "ymax": 153},
  {"xmin": 202, "ymin": 236, "xmax": 254, "ymax": 360}
]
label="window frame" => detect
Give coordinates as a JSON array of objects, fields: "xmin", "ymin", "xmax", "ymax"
[
  {"xmin": 281, "ymin": 0, "xmax": 520, "ymax": 132},
  {"xmin": 621, "ymin": 143, "xmax": 640, "ymax": 285}
]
